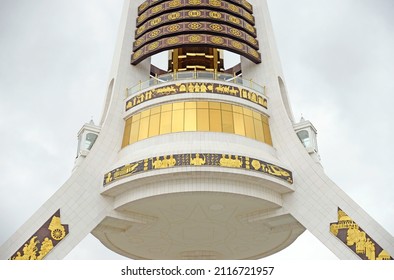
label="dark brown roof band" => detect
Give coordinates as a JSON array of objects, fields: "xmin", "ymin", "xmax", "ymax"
[
  {"xmin": 136, "ymin": 0, "xmax": 255, "ymax": 28},
  {"xmin": 135, "ymin": 9, "xmax": 257, "ymax": 40},
  {"xmin": 131, "ymin": 33, "xmax": 261, "ymax": 65},
  {"xmin": 133, "ymin": 21, "xmax": 259, "ymax": 52},
  {"xmin": 138, "ymin": 0, "xmax": 254, "ymax": 16}
]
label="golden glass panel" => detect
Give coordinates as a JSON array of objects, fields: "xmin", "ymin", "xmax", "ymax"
[
  {"xmin": 122, "ymin": 119, "xmax": 132, "ymax": 148},
  {"xmin": 141, "ymin": 109, "xmax": 150, "ymax": 118},
  {"xmin": 221, "ymin": 103, "xmax": 232, "ymax": 112},
  {"xmin": 172, "ymin": 109, "xmax": 184, "ymax": 132},
  {"xmin": 173, "ymin": 102, "xmax": 184, "ymax": 110},
  {"xmin": 197, "ymin": 108, "xmax": 210, "ymax": 131},
  {"xmin": 253, "ymin": 111, "xmax": 261, "ymax": 121},
  {"xmin": 184, "ymin": 108, "xmax": 197, "ymax": 131},
  {"xmin": 160, "ymin": 111, "xmax": 172, "ymax": 134},
  {"xmin": 130, "ymin": 119, "xmax": 140, "ymax": 144},
  {"xmin": 185, "ymin": 101, "xmax": 197, "ymax": 109},
  {"xmin": 148, "ymin": 113, "xmax": 160, "ymax": 137},
  {"xmin": 209, "ymin": 109, "xmax": 222, "ymax": 132},
  {"xmin": 150, "ymin": 106, "xmax": 161, "ymax": 115},
  {"xmin": 138, "ymin": 116, "xmax": 150, "ymax": 141},
  {"xmin": 209, "ymin": 102, "xmax": 221, "ymax": 110},
  {"xmin": 122, "ymin": 101, "xmax": 273, "ymax": 147},
  {"xmin": 263, "ymin": 122, "xmax": 273, "ymax": 145},
  {"xmin": 197, "ymin": 101, "xmax": 209, "ymax": 109},
  {"xmin": 233, "ymin": 112, "xmax": 245, "ymax": 136},
  {"xmin": 244, "ymin": 115, "xmax": 255, "ymax": 139},
  {"xmin": 161, "ymin": 103, "xmax": 173, "ymax": 112},
  {"xmin": 254, "ymin": 118, "xmax": 265, "ymax": 142},
  {"xmin": 243, "ymin": 107, "xmax": 253, "ymax": 117},
  {"xmin": 132, "ymin": 112, "xmax": 141, "ymax": 122},
  {"xmin": 232, "ymin": 105, "xmax": 243, "ymax": 114},
  {"xmin": 221, "ymin": 110, "xmax": 234, "ymax": 133}
]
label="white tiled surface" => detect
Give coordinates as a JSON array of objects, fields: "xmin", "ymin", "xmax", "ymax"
[{"xmin": 244, "ymin": 0, "xmax": 394, "ymax": 259}]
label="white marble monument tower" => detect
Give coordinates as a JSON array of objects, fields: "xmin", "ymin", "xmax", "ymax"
[{"xmin": 1, "ymin": 0, "xmax": 393, "ymax": 260}]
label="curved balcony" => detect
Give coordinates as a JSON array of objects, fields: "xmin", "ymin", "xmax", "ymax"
[{"xmin": 127, "ymin": 71, "xmax": 265, "ymax": 97}]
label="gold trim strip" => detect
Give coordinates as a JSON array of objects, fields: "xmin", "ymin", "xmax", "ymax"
[
  {"xmin": 104, "ymin": 153, "xmax": 293, "ymax": 186},
  {"xmin": 126, "ymin": 82, "xmax": 267, "ymax": 111}
]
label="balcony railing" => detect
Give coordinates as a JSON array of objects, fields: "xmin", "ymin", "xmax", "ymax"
[{"xmin": 127, "ymin": 71, "xmax": 265, "ymax": 97}]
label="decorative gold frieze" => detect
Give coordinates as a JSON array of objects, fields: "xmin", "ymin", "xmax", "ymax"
[
  {"xmin": 10, "ymin": 210, "xmax": 69, "ymax": 260},
  {"xmin": 330, "ymin": 208, "xmax": 393, "ymax": 260},
  {"xmin": 126, "ymin": 82, "xmax": 267, "ymax": 112},
  {"xmin": 103, "ymin": 153, "xmax": 293, "ymax": 186}
]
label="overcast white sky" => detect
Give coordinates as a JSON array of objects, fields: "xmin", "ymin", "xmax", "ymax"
[{"xmin": 0, "ymin": 0, "xmax": 393, "ymax": 260}]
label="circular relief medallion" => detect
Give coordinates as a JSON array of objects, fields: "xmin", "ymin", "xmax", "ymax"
[
  {"xmin": 188, "ymin": 22, "xmax": 202, "ymax": 30},
  {"xmin": 149, "ymin": 29, "xmax": 161, "ymax": 38},
  {"xmin": 51, "ymin": 228, "xmax": 66, "ymax": 241},
  {"xmin": 242, "ymin": 0, "xmax": 252, "ymax": 10},
  {"xmin": 229, "ymin": 15, "xmax": 241, "ymax": 25},
  {"xmin": 209, "ymin": 0, "xmax": 221, "ymax": 7},
  {"xmin": 209, "ymin": 23, "xmax": 223, "ymax": 32},
  {"xmin": 245, "ymin": 23, "xmax": 255, "ymax": 34},
  {"xmin": 229, "ymin": 4, "xmax": 240, "ymax": 13},
  {"xmin": 167, "ymin": 12, "xmax": 181, "ymax": 20},
  {"xmin": 243, "ymin": 12, "xmax": 254, "ymax": 22},
  {"xmin": 139, "ymin": 2, "xmax": 149, "ymax": 12},
  {"xmin": 148, "ymin": 41, "xmax": 160, "ymax": 51},
  {"xmin": 231, "ymin": 40, "xmax": 244, "ymax": 50},
  {"xmin": 210, "ymin": 36, "xmax": 224, "ymax": 45},
  {"xmin": 248, "ymin": 48, "xmax": 259, "ymax": 58},
  {"xmin": 138, "ymin": 13, "xmax": 148, "ymax": 24},
  {"xmin": 137, "ymin": 25, "xmax": 146, "ymax": 35},
  {"xmin": 188, "ymin": 35, "xmax": 202, "ymax": 43},
  {"xmin": 169, "ymin": 0, "xmax": 181, "ymax": 7},
  {"xmin": 152, "ymin": 4, "xmax": 163, "ymax": 14},
  {"xmin": 135, "ymin": 37, "xmax": 145, "ymax": 47},
  {"xmin": 150, "ymin": 17, "xmax": 162, "ymax": 26},
  {"xmin": 188, "ymin": 10, "xmax": 202, "ymax": 17},
  {"xmin": 133, "ymin": 49, "xmax": 143, "ymax": 59},
  {"xmin": 167, "ymin": 24, "xmax": 181, "ymax": 32},
  {"xmin": 167, "ymin": 37, "xmax": 180, "ymax": 45},
  {"xmin": 230, "ymin": 28, "xmax": 242, "ymax": 37},
  {"xmin": 247, "ymin": 36, "xmax": 257, "ymax": 46},
  {"xmin": 188, "ymin": 0, "xmax": 202, "ymax": 4},
  {"xmin": 209, "ymin": 11, "xmax": 222, "ymax": 19}
]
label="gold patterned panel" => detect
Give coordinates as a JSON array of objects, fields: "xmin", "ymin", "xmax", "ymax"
[
  {"xmin": 135, "ymin": 9, "xmax": 257, "ymax": 40},
  {"xmin": 126, "ymin": 82, "xmax": 267, "ymax": 111},
  {"xmin": 103, "ymin": 153, "xmax": 293, "ymax": 187},
  {"xmin": 131, "ymin": 33, "xmax": 261, "ymax": 65},
  {"xmin": 138, "ymin": 0, "xmax": 254, "ymax": 15},
  {"xmin": 133, "ymin": 21, "xmax": 259, "ymax": 52},
  {"xmin": 330, "ymin": 208, "xmax": 393, "ymax": 260},
  {"xmin": 10, "ymin": 210, "xmax": 69, "ymax": 260},
  {"xmin": 122, "ymin": 101, "xmax": 272, "ymax": 147},
  {"xmin": 137, "ymin": 0, "xmax": 255, "ymax": 27}
]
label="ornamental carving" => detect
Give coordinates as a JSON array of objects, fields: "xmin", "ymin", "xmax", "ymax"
[
  {"xmin": 137, "ymin": 0, "xmax": 255, "ymax": 27},
  {"xmin": 125, "ymin": 82, "xmax": 268, "ymax": 111},
  {"xmin": 131, "ymin": 33, "xmax": 261, "ymax": 65},
  {"xmin": 103, "ymin": 153, "xmax": 293, "ymax": 186},
  {"xmin": 330, "ymin": 208, "xmax": 393, "ymax": 260},
  {"xmin": 10, "ymin": 210, "xmax": 69, "ymax": 260}
]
